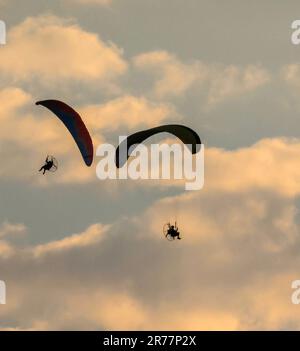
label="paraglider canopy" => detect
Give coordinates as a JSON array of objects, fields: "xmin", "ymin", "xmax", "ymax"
[
  {"xmin": 115, "ymin": 124, "xmax": 201, "ymax": 168},
  {"xmin": 36, "ymin": 100, "xmax": 94, "ymax": 167}
]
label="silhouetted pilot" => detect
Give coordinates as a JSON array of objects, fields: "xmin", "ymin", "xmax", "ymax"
[
  {"xmin": 39, "ymin": 156, "xmax": 54, "ymax": 175},
  {"xmin": 168, "ymin": 225, "xmax": 181, "ymax": 240}
]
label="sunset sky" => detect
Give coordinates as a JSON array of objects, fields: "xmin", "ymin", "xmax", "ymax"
[{"xmin": 1, "ymin": 0, "xmax": 300, "ymax": 330}]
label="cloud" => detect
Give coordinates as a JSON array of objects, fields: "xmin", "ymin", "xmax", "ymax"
[
  {"xmin": 134, "ymin": 51, "xmax": 207, "ymax": 99},
  {"xmin": 63, "ymin": 289, "xmax": 239, "ymax": 330},
  {"xmin": 33, "ymin": 223, "xmax": 109, "ymax": 257},
  {"xmin": 205, "ymin": 138, "xmax": 300, "ymax": 197},
  {"xmin": 86, "ymin": 136, "xmax": 300, "ymax": 196},
  {"xmin": 281, "ymin": 64, "xmax": 300, "ymax": 87},
  {"xmin": 0, "ymin": 13, "xmax": 299, "ymax": 332},
  {"xmin": 1, "ymin": 133, "xmax": 300, "ymax": 330},
  {"xmin": 206, "ymin": 64, "xmax": 270, "ymax": 106},
  {"xmin": 1, "ymin": 184, "xmax": 300, "ymax": 330},
  {"xmin": 68, "ymin": 0, "xmax": 112, "ymax": 4},
  {"xmin": 80, "ymin": 95, "xmax": 176, "ymax": 132},
  {"xmin": 52, "ymin": 135, "xmax": 300, "ymax": 191},
  {"xmin": 134, "ymin": 51, "xmax": 270, "ymax": 106},
  {"xmin": 0, "ymin": 15, "xmax": 127, "ymax": 83},
  {"xmin": 0, "ymin": 240, "xmax": 15, "ymax": 259},
  {"xmin": 0, "ymin": 87, "xmax": 78, "ymax": 181},
  {"xmin": 2, "ymin": 86, "xmax": 300, "ymax": 196},
  {"xmin": 0, "ymin": 87, "xmax": 175, "ymax": 185},
  {"xmin": 0, "ymin": 221, "xmax": 26, "ymax": 239}
]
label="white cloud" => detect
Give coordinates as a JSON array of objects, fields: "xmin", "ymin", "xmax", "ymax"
[
  {"xmin": 134, "ymin": 51, "xmax": 270, "ymax": 106},
  {"xmin": 90, "ymin": 136, "xmax": 300, "ymax": 196},
  {"xmin": 0, "ymin": 88, "xmax": 175, "ymax": 185},
  {"xmin": 1, "ymin": 187, "xmax": 300, "ymax": 330},
  {"xmin": 80, "ymin": 95, "xmax": 176, "ymax": 132},
  {"xmin": 33, "ymin": 223, "xmax": 109, "ymax": 257},
  {"xmin": 205, "ymin": 138, "xmax": 300, "ymax": 197},
  {"xmin": 0, "ymin": 221, "xmax": 26, "ymax": 239},
  {"xmin": 2, "ymin": 87, "xmax": 300, "ymax": 195},
  {"xmin": 134, "ymin": 51, "xmax": 207, "ymax": 99},
  {"xmin": 207, "ymin": 64, "xmax": 270, "ymax": 106},
  {"xmin": 0, "ymin": 15, "xmax": 127, "ymax": 83}
]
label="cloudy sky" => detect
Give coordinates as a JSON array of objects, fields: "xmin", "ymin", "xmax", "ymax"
[{"xmin": 1, "ymin": 0, "xmax": 300, "ymax": 330}]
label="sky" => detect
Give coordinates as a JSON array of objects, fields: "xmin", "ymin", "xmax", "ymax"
[{"xmin": 1, "ymin": 0, "xmax": 300, "ymax": 330}]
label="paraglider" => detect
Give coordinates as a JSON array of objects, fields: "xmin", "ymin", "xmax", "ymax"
[
  {"xmin": 163, "ymin": 222, "xmax": 182, "ymax": 241},
  {"xmin": 113, "ymin": 124, "xmax": 202, "ymax": 242},
  {"xmin": 39, "ymin": 155, "xmax": 58, "ymax": 175},
  {"xmin": 115, "ymin": 124, "xmax": 201, "ymax": 168},
  {"xmin": 34, "ymin": 101, "xmax": 200, "ymax": 241},
  {"xmin": 36, "ymin": 100, "xmax": 94, "ymax": 167}
]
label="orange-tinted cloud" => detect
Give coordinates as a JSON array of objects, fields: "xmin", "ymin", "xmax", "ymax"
[
  {"xmin": 0, "ymin": 15, "xmax": 127, "ymax": 82},
  {"xmin": 134, "ymin": 51, "xmax": 270, "ymax": 105}
]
